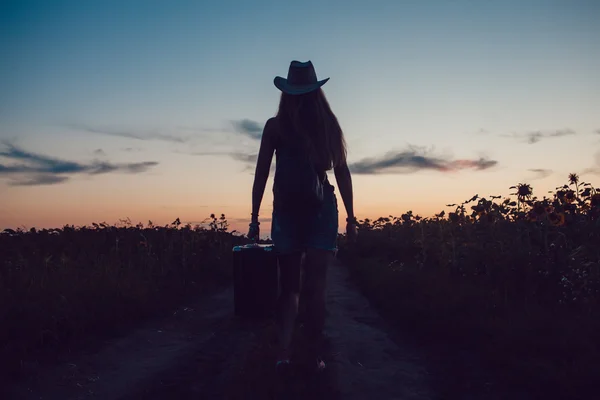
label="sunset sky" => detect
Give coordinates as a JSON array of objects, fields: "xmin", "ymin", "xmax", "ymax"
[{"xmin": 1, "ymin": 0, "xmax": 599, "ymax": 234}]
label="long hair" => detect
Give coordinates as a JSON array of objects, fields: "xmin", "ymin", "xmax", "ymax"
[{"xmin": 275, "ymin": 88, "xmax": 347, "ymax": 171}]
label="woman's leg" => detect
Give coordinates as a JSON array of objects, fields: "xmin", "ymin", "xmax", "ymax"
[
  {"xmin": 276, "ymin": 251, "xmax": 303, "ymax": 361},
  {"xmin": 302, "ymin": 248, "xmax": 335, "ymax": 349}
]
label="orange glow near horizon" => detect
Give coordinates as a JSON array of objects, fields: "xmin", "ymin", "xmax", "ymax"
[{"xmin": 1, "ymin": 155, "xmax": 593, "ymax": 232}]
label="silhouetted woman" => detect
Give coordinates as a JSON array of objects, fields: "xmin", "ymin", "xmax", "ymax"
[{"xmin": 248, "ymin": 60, "xmax": 358, "ymax": 372}]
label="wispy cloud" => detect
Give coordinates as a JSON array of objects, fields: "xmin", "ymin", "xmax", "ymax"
[
  {"xmin": 122, "ymin": 147, "xmax": 143, "ymax": 152},
  {"xmin": 348, "ymin": 147, "xmax": 498, "ymax": 175},
  {"xmin": 582, "ymin": 167, "xmax": 600, "ymax": 175},
  {"xmin": 8, "ymin": 175, "xmax": 70, "ymax": 186},
  {"xmin": 528, "ymin": 168, "xmax": 553, "ymax": 180},
  {"xmin": 187, "ymin": 143, "xmax": 496, "ymax": 176},
  {"xmin": 582, "ymin": 151, "xmax": 600, "ymax": 175},
  {"xmin": 184, "ymin": 150, "xmax": 258, "ymax": 164},
  {"xmin": 93, "ymin": 148, "xmax": 106, "ymax": 156},
  {"xmin": 594, "ymin": 129, "xmax": 600, "ymax": 135},
  {"xmin": 502, "ymin": 128, "xmax": 576, "ymax": 144},
  {"xmin": 185, "ymin": 150, "xmax": 275, "ymax": 175},
  {"xmin": 69, "ymin": 120, "xmax": 266, "ymax": 147},
  {"xmin": 0, "ymin": 142, "xmax": 159, "ymax": 186},
  {"xmin": 185, "ymin": 150, "xmax": 227, "ymax": 156},
  {"xmin": 67, "ymin": 123, "xmax": 190, "ymax": 143},
  {"xmin": 231, "ymin": 119, "xmax": 263, "ymax": 140},
  {"xmin": 231, "ymin": 152, "xmax": 258, "ymax": 164}
]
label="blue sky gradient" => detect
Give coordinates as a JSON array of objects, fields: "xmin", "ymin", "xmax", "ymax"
[{"xmin": 1, "ymin": 0, "xmax": 599, "ymax": 230}]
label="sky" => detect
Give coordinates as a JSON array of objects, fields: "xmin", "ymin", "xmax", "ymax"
[{"xmin": 1, "ymin": 0, "xmax": 600, "ymax": 234}]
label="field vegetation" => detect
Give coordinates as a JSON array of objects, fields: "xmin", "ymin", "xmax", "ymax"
[
  {"xmin": 0, "ymin": 214, "xmax": 246, "ymax": 380},
  {"xmin": 2, "ymin": 174, "xmax": 599, "ymax": 396},
  {"xmin": 338, "ymin": 173, "xmax": 600, "ymax": 396}
]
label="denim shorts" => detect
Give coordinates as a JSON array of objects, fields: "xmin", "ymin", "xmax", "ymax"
[{"xmin": 271, "ymin": 183, "xmax": 339, "ymax": 254}]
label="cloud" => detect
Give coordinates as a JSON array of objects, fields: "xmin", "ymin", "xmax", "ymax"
[
  {"xmin": 528, "ymin": 168, "xmax": 553, "ymax": 180},
  {"xmin": 122, "ymin": 161, "xmax": 158, "ymax": 173},
  {"xmin": 185, "ymin": 150, "xmax": 228, "ymax": 156},
  {"xmin": 185, "ymin": 150, "xmax": 259, "ymax": 164},
  {"xmin": 188, "ymin": 144, "xmax": 496, "ymax": 176},
  {"xmin": 93, "ymin": 148, "xmax": 106, "ymax": 156},
  {"xmin": 582, "ymin": 167, "xmax": 600, "ymax": 175},
  {"xmin": 502, "ymin": 128, "xmax": 576, "ymax": 144},
  {"xmin": 231, "ymin": 119, "xmax": 263, "ymax": 140},
  {"xmin": 185, "ymin": 150, "xmax": 276, "ymax": 175},
  {"xmin": 582, "ymin": 151, "xmax": 600, "ymax": 175},
  {"xmin": 594, "ymin": 129, "xmax": 600, "ymax": 135},
  {"xmin": 68, "ymin": 119, "xmax": 267, "ymax": 146},
  {"xmin": 348, "ymin": 147, "xmax": 498, "ymax": 175},
  {"xmin": 0, "ymin": 142, "xmax": 159, "ymax": 186},
  {"xmin": 67, "ymin": 123, "xmax": 190, "ymax": 143},
  {"xmin": 8, "ymin": 175, "xmax": 70, "ymax": 186},
  {"xmin": 122, "ymin": 147, "xmax": 142, "ymax": 152},
  {"xmin": 85, "ymin": 161, "xmax": 159, "ymax": 175},
  {"xmin": 231, "ymin": 152, "xmax": 258, "ymax": 164},
  {"xmin": 0, "ymin": 145, "xmax": 84, "ymax": 174}
]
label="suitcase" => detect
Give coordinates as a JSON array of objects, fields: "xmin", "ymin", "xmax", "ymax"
[{"xmin": 232, "ymin": 244, "xmax": 279, "ymax": 319}]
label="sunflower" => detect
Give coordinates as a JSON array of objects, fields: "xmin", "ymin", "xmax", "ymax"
[
  {"xmin": 568, "ymin": 173, "xmax": 579, "ymax": 185},
  {"xmin": 548, "ymin": 212, "xmax": 566, "ymax": 226},
  {"xmin": 516, "ymin": 183, "xmax": 533, "ymax": 199},
  {"xmin": 564, "ymin": 190, "xmax": 576, "ymax": 204}
]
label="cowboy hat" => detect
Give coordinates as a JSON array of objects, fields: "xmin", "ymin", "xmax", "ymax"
[{"xmin": 274, "ymin": 60, "xmax": 330, "ymax": 95}]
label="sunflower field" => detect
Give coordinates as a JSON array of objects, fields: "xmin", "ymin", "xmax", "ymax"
[
  {"xmin": 338, "ymin": 173, "xmax": 600, "ymax": 396},
  {"xmin": 0, "ymin": 214, "xmax": 245, "ymax": 381}
]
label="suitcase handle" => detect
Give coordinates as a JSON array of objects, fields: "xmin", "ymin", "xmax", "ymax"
[{"xmin": 232, "ymin": 244, "xmax": 275, "ymax": 252}]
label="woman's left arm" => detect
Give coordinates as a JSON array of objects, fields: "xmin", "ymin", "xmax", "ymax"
[{"xmin": 251, "ymin": 118, "xmax": 277, "ymax": 222}]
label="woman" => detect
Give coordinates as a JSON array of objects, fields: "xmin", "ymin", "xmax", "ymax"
[{"xmin": 248, "ymin": 60, "xmax": 358, "ymax": 372}]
